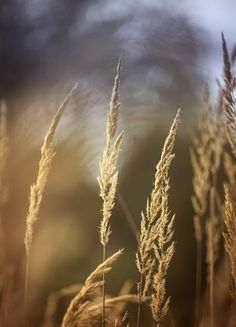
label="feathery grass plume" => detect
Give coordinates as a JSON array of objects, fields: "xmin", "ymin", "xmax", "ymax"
[
  {"xmin": 222, "ymin": 33, "xmax": 236, "ymax": 156},
  {"xmin": 191, "ymin": 83, "xmax": 225, "ymax": 326},
  {"xmin": 150, "ymin": 177, "xmax": 175, "ymax": 326},
  {"xmin": 61, "ymin": 249, "xmax": 123, "ymax": 327},
  {"xmin": 206, "ymin": 88, "xmax": 224, "ymax": 327},
  {"xmin": 136, "ymin": 109, "xmax": 180, "ymax": 327},
  {"xmin": 24, "ymin": 84, "xmax": 77, "ymax": 304},
  {"xmin": 224, "ymin": 152, "xmax": 236, "ymax": 204},
  {"xmin": 63, "ymin": 295, "xmax": 133, "ymax": 327},
  {"xmin": 223, "ymin": 44, "xmax": 236, "ymax": 198},
  {"xmin": 210, "ymin": 91, "xmax": 225, "ymax": 180},
  {"xmin": 223, "ymin": 185, "xmax": 236, "ymax": 302},
  {"xmin": 224, "ymin": 152, "xmax": 236, "ymax": 186},
  {"xmin": 190, "ymin": 84, "xmax": 214, "ymax": 323},
  {"xmin": 98, "ymin": 57, "xmax": 123, "ymax": 327},
  {"xmin": 98, "ymin": 57, "xmax": 123, "ymax": 248},
  {"xmin": 190, "ymin": 84, "xmax": 212, "ymax": 241}
]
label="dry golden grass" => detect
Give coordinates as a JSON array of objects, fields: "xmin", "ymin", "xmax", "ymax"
[
  {"xmin": 224, "ymin": 152, "xmax": 236, "ymax": 191},
  {"xmin": 222, "ymin": 31, "xmax": 236, "ymax": 309},
  {"xmin": 98, "ymin": 57, "xmax": 123, "ymax": 248},
  {"xmin": 98, "ymin": 57, "xmax": 123, "ymax": 327},
  {"xmin": 223, "ymin": 186, "xmax": 236, "ymax": 303},
  {"xmin": 2, "ymin": 36, "xmax": 236, "ymax": 327},
  {"xmin": 222, "ymin": 33, "xmax": 236, "ymax": 156},
  {"xmin": 224, "ymin": 151, "xmax": 236, "ymax": 205},
  {"xmin": 150, "ymin": 177, "xmax": 175, "ymax": 326},
  {"xmin": 190, "ymin": 85, "xmax": 212, "ymax": 244},
  {"xmin": 136, "ymin": 109, "xmax": 180, "ymax": 327},
  {"xmin": 190, "ymin": 82, "xmax": 225, "ymax": 326},
  {"xmin": 24, "ymin": 84, "xmax": 77, "ymax": 303},
  {"xmin": 61, "ymin": 249, "xmax": 123, "ymax": 327}
]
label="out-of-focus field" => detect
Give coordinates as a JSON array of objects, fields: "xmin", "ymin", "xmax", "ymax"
[{"xmin": 2, "ymin": 96, "xmax": 194, "ymax": 326}]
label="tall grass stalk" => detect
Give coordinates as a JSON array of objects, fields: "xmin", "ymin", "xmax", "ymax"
[
  {"xmin": 23, "ymin": 85, "xmax": 77, "ymax": 309},
  {"xmin": 136, "ymin": 109, "xmax": 180, "ymax": 327},
  {"xmin": 98, "ymin": 58, "xmax": 123, "ymax": 327},
  {"xmin": 190, "ymin": 85, "xmax": 212, "ymax": 324},
  {"xmin": 222, "ymin": 33, "xmax": 236, "ymax": 156},
  {"xmin": 223, "ymin": 186, "xmax": 236, "ymax": 303}
]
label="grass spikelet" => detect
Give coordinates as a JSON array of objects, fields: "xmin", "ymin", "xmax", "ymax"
[
  {"xmin": 61, "ymin": 249, "xmax": 123, "ymax": 327},
  {"xmin": 191, "ymin": 83, "xmax": 224, "ymax": 326},
  {"xmin": 24, "ymin": 84, "xmax": 77, "ymax": 305},
  {"xmin": 98, "ymin": 57, "xmax": 123, "ymax": 327},
  {"xmin": 190, "ymin": 85, "xmax": 214, "ymax": 323},
  {"xmin": 150, "ymin": 177, "xmax": 175, "ymax": 326},
  {"xmin": 190, "ymin": 84, "xmax": 212, "ymax": 241},
  {"xmin": 223, "ymin": 185, "xmax": 236, "ymax": 302},
  {"xmin": 224, "ymin": 152, "xmax": 236, "ymax": 187},
  {"xmin": 107, "ymin": 56, "xmax": 122, "ymax": 140},
  {"xmin": 222, "ymin": 33, "xmax": 236, "ymax": 156},
  {"xmin": 98, "ymin": 57, "xmax": 123, "ymax": 248},
  {"xmin": 206, "ymin": 89, "xmax": 224, "ymax": 327},
  {"xmin": 136, "ymin": 109, "xmax": 180, "ymax": 327},
  {"xmin": 224, "ymin": 152, "xmax": 236, "ymax": 204}
]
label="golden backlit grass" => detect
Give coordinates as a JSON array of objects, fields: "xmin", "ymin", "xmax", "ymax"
[{"xmin": 1, "ymin": 35, "xmax": 236, "ymax": 327}]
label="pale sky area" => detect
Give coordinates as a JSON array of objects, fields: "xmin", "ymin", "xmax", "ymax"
[
  {"xmin": 185, "ymin": 0, "xmax": 236, "ymax": 80},
  {"xmin": 81, "ymin": 0, "xmax": 236, "ymax": 81}
]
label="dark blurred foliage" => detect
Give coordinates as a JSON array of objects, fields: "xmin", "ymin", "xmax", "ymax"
[{"xmin": 0, "ymin": 0, "xmax": 208, "ymax": 120}]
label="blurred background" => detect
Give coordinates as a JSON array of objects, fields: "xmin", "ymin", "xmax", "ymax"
[{"xmin": 0, "ymin": 0, "xmax": 236, "ymax": 326}]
